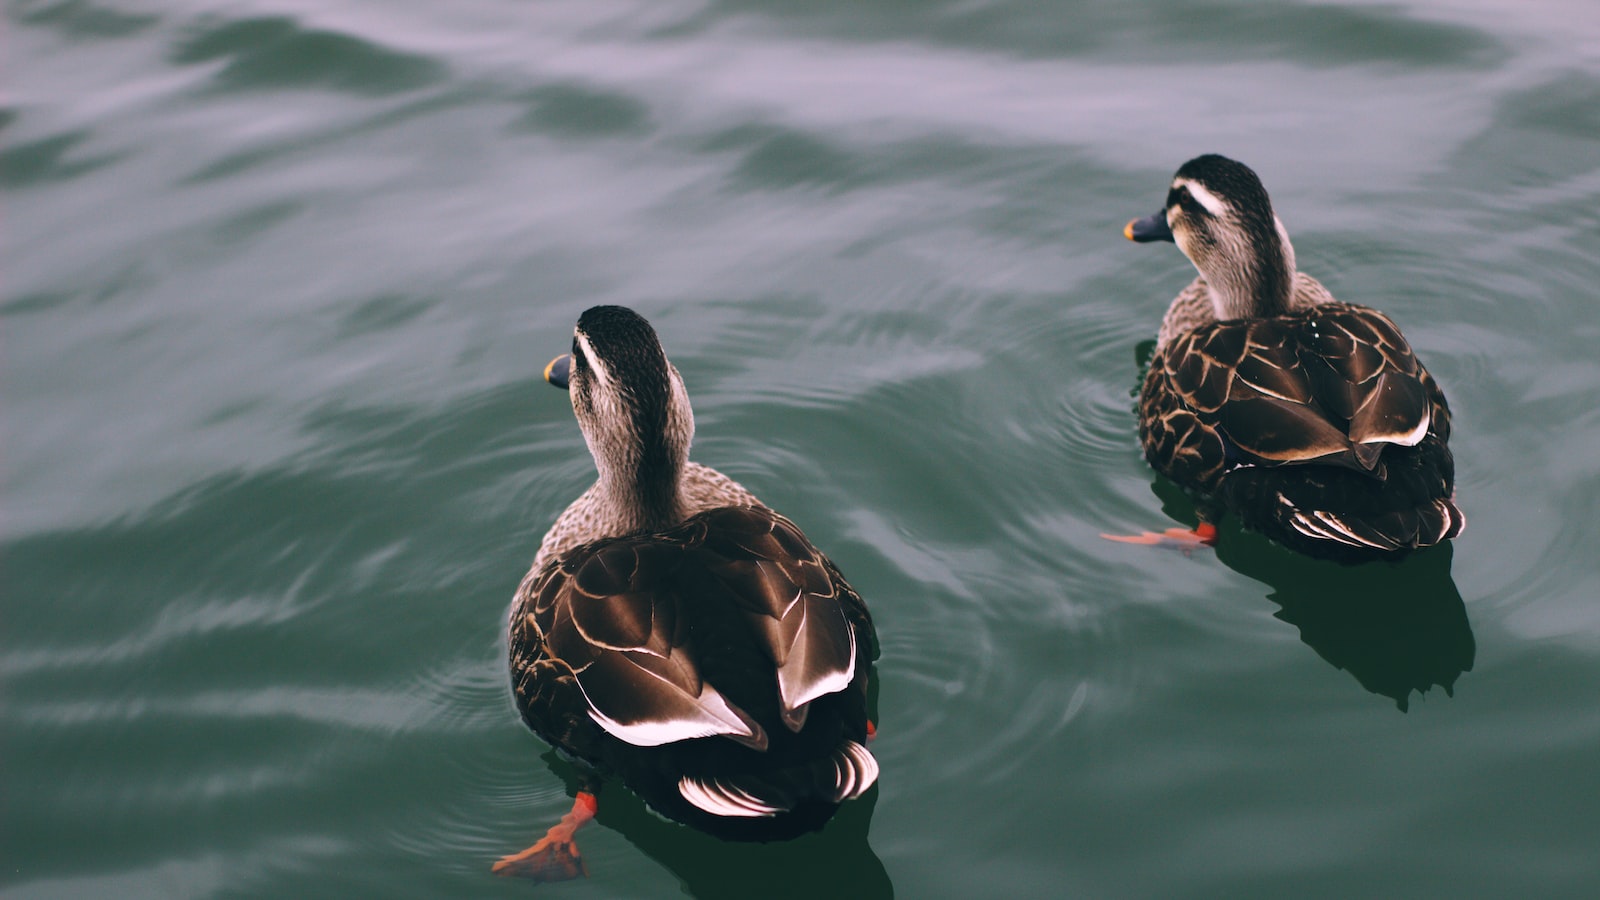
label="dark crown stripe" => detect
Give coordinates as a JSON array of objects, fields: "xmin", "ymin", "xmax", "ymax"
[
  {"xmin": 576, "ymin": 306, "xmax": 676, "ymax": 485},
  {"xmin": 1173, "ymin": 154, "xmax": 1292, "ymax": 314}
]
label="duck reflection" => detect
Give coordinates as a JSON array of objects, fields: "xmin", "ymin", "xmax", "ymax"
[
  {"xmin": 1155, "ymin": 481, "xmax": 1475, "ymax": 711},
  {"xmin": 535, "ymin": 749, "xmax": 893, "ymax": 899}
]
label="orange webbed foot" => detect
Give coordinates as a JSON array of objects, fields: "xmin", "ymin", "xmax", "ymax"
[
  {"xmin": 1100, "ymin": 523, "xmax": 1217, "ymax": 555},
  {"xmin": 492, "ymin": 832, "xmax": 586, "ymax": 882},
  {"xmin": 493, "ymin": 791, "xmax": 598, "ymax": 882}
]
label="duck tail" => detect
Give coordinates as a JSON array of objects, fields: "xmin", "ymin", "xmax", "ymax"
[
  {"xmin": 676, "ymin": 740, "xmax": 879, "ymax": 818},
  {"xmin": 1223, "ymin": 436, "xmax": 1464, "ymax": 562},
  {"xmin": 1275, "ymin": 495, "xmax": 1465, "ymax": 558}
]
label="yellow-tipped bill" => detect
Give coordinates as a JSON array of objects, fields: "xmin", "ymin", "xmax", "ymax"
[
  {"xmin": 544, "ymin": 354, "xmax": 571, "ymax": 390},
  {"xmin": 1125, "ymin": 211, "xmax": 1174, "ymax": 243}
]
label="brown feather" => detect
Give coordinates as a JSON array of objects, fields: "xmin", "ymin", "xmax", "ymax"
[
  {"xmin": 1143, "ymin": 302, "xmax": 1448, "ymax": 487},
  {"xmin": 1140, "ymin": 299, "xmax": 1461, "ymax": 559},
  {"xmin": 514, "ymin": 506, "xmax": 871, "ymax": 750},
  {"xmin": 1132, "ymin": 157, "xmax": 1460, "ymax": 560},
  {"xmin": 1348, "ymin": 371, "xmax": 1430, "ymax": 446},
  {"xmin": 511, "ymin": 305, "xmax": 877, "ymax": 836}
]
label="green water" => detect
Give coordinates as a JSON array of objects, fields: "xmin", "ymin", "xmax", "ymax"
[{"xmin": 6, "ymin": 0, "xmax": 1600, "ymax": 897}]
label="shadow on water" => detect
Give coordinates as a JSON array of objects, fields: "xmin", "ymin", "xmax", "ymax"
[
  {"xmin": 1152, "ymin": 479, "xmax": 1476, "ymax": 712},
  {"xmin": 529, "ymin": 749, "xmax": 893, "ymax": 900}
]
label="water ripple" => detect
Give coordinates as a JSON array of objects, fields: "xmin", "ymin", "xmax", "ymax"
[
  {"xmin": 10, "ymin": 0, "xmax": 1600, "ymax": 896},
  {"xmin": 170, "ymin": 15, "xmax": 448, "ymax": 96}
]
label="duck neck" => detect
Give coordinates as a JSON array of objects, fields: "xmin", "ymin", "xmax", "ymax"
[
  {"xmin": 592, "ymin": 438, "xmax": 688, "ymax": 535},
  {"xmin": 1206, "ymin": 222, "xmax": 1297, "ymax": 320}
]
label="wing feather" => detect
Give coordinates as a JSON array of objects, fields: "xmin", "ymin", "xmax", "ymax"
[
  {"xmin": 693, "ymin": 508, "xmax": 859, "ymax": 732},
  {"xmin": 1145, "ymin": 303, "xmax": 1438, "ymax": 482},
  {"xmin": 514, "ymin": 506, "xmax": 866, "ymax": 752}
]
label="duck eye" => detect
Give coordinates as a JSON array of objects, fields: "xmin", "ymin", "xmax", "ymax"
[
  {"xmin": 1172, "ymin": 187, "xmax": 1207, "ymax": 218},
  {"xmin": 1165, "ymin": 186, "xmax": 1196, "ymax": 219}
]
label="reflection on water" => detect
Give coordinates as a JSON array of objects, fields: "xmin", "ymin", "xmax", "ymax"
[
  {"xmin": 1221, "ymin": 538, "xmax": 1474, "ymax": 712},
  {"xmin": 1134, "ymin": 332, "xmax": 1477, "ymax": 712},
  {"xmin": 10, "ymin": 0, "xmax": 1600, "ymax": 895},
  {"xmin": 1151, "ymin": 477, "xmax": 1475, "ymax": 711},
  {"xmin": 528, "ymin": 750, "xmax": 891, "ymax": 899},
  {"xmin": 495, "ymin": 670, "xmax": 890, "ymax": 894}
]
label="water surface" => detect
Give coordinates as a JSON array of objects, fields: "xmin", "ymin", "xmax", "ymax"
[{"xmin": 6, "ymin": 0, "xmax": 1600, "ymax": 897}]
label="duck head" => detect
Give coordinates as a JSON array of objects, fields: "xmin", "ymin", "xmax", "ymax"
[
  {"xmin": 1126, "ymin": 154, "xmax": 1298, "ymax": 320},
  {"xmin": 545, "ymin": 305, "xmax": 695, "ymax": 532}
]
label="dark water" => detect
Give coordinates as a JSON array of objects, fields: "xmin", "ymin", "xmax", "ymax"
[{"xmin": 6, "ymin": 0, "xmax": 1600, "ymax": 896}]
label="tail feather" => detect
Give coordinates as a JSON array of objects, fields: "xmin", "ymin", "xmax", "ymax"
[
  {"xmin": 677, "ymin": 740, "xmax": 878, "ymax": 819},
  {"xmin": 1437, "ymin": 498, "xmax": 1466, "ymax": 541},
  {"xmin": 1281, "ymin": 494, "xmax": 1463, "ymax": 558},
  {"xmin": 677, "ymin": 777, "xmax": 787, "ymax": 818},
  {"xmin": 1288, "ymin": 509, "xmax": 1396, "ymax": 551},
  {"xmin": 1222, "ymin": 433, "xmax": 1462, "ymax": 562}
]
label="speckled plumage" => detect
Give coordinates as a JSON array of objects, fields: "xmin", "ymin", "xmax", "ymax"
[
  {"xmin": 530, "ymin": 461, "xmax": 759, "ymax": 571},
  {"xmin": 1155, "ymin": 272, "xmax": 1335, "ymax": 350},
  {"xmin": 1130, "ymin": 155, "xmax": 1463, "ymax": 562},
  {"xmin": 508, "ymin": 305, "xmax": 877, "ymax": 839}
]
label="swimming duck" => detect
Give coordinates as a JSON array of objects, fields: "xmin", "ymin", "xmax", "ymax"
[
  {"xmin": 1118, "ymin": 154, "xmax": 1463, "ymax": 562},
  {"xmin": 495, "ymin": 306, "xmax": 878, "ymax": 881}
]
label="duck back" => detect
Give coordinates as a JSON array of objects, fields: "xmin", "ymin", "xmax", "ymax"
[
  {"xmin": 1141, "ymin": 302, "xmax": 1463, "ymax": 561},
  {"xmin": 510, "ymin": 505, "xmax": 878, "ymax": 839}
]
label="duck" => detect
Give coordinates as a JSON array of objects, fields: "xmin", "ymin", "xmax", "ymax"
[
  {"xmin": 1117, "ymin": 154, "xmax": 1463, "ymax": 563},
  {"xmin": 495, "ymin": 305, "xmax": 879, "ymax": 881}
]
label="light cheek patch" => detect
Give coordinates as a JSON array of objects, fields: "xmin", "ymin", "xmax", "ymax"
[
  {"xmin": 575, "ymin": 332, "xmax": 611, "ymax": 387},
  {"xmin": 1172, "ymin": 178, "xmax": 1229, "ymax": 217}
]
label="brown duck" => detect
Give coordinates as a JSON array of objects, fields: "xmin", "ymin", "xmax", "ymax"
[
  {"xmin": 1118, "ymin": 154, "xmax": 1463, "ymax": 562},
  {"xmin": 495, "ymin": 306, "xmax": 878, "ymax": 881}
]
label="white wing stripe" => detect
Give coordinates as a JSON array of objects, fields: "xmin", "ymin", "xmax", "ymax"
[
  {"xmin": 579, "ymin": 677, "xmax": 759, "ymax": 748},
  {"xmin": 1358, "ymin": 405, "xmax": 1430, "ymax": 447},
  {"xmin": 777, "ymin": 606, "xmax": 857, "ymax": 713}
]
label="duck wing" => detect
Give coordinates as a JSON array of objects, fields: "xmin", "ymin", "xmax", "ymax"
[
  {"xmin": 1142, "ymin": 302, "xmax": 1443, "ymax": 489},
  {"xmin": 1141, "ymin": 302, "xmax": 1461, "ymax": 559},
  {"xmin": 690, "ymin": 505, "xmax": 871, "ymax": 731},
  {"xmin": 511, "ymin": 506, "xmax": 871, "ymax": 753}
]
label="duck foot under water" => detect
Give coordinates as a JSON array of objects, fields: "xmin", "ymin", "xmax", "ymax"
[
  {"xmin": 1100, "ymin": 522, "xmax": 1218, "ymax": 553},
  {"xmin": 492, "ymin": 791, "xmax": 598, "ymax": 883}
]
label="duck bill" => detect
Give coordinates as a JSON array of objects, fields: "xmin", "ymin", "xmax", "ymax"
[
  {"xmin": 544, "ymin": 354, "xmax": 571, "ymax": 390},
  {"xmin": 1124, "ymin": 211, "xmax": 1174, "ymax": 243}
]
